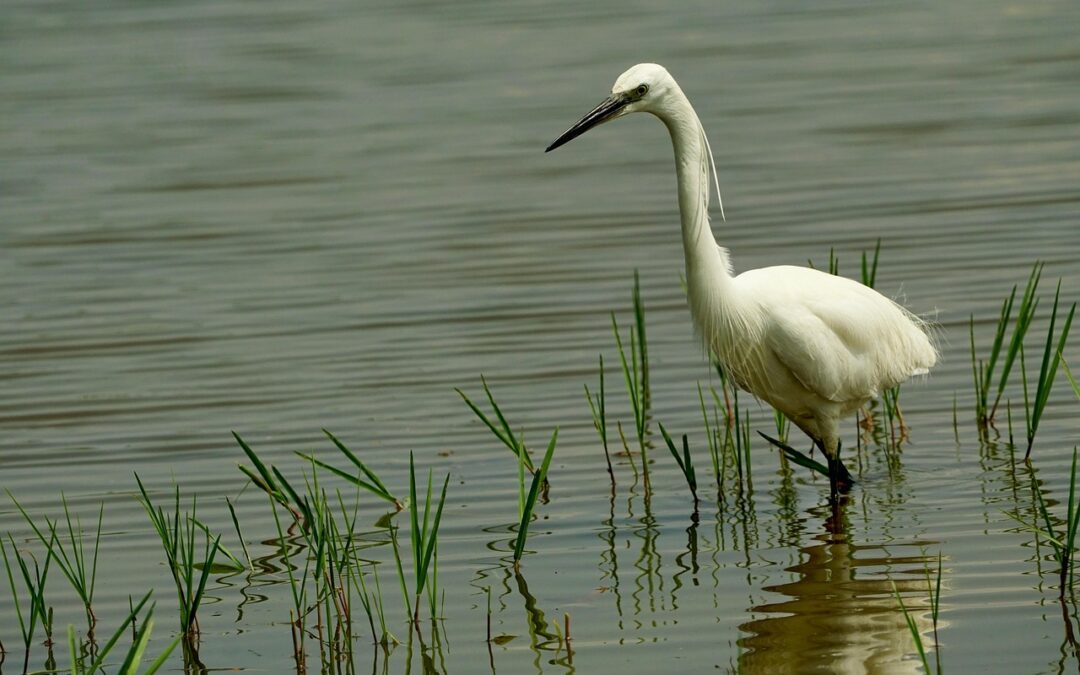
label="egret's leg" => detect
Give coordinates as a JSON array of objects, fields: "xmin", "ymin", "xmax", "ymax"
[{"xmin": 816, "ymin": 434, "xmax": 853, "ymax": 499}]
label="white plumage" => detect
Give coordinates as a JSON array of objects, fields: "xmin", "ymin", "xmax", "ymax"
[{"xmin": 547, "ymin": 63, "xmax": 937, "ymax": 493}]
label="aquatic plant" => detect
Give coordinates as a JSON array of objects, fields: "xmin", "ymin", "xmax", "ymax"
[
  {"xmin": 1021, "ymin": 280, "xmax": 1075, "ymax": 458},
  {"xmin": 67, "ymin": 591, "xmax": 180, "ymax": 675},
  {"xmin": 699, "ymin": 374, "xmax": 755, "ymax": 493},
  {"xmin": 584, "ymin": 354, "xmax": 614, "ymax": 487},
  {"xmin": 2, "ymin": 534, "xmax": 53, "ymax": 673},
  {"xmin": 407, "ymin": 452, "xmax": 450, "ymax": 623},
  {"xmin": 234, "ymin": 432, "xmax": 313, "ymax": 527},
  {"xmin": 612, "ymin": 271, "xmax": 652, "ymax": 489},
  {"xmin": 970, "ymin": 262, "xmax": 1043, "ymax": 427},
  {"xmin": 9, "ymin": 493, "xmax": 103, "ymax": 637},
  {"xmin": 659, "ymin": 423, "xmax": 697, "ymax": 510},
  {"xmin": 299, "ymin": 430, "xmax": 403, "ymax": 510},
  {"xmin": 458, "ymin": 377, "xmax": 534, "ymax": 472},
  {"xmin": 860, "ymin": 239, "xmax": 882, "ymax": 289},
  {"xmin": 513, "ymin": 429, "xmax": 558, "ymax": 569},
  {"xmin": 134, "ymin": 476, "xmax": 221, "ymax": 640}
]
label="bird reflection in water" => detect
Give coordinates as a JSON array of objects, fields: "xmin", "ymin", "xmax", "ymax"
[{"xmin": 739, "ymin": 500, "xmax": 941, "ymax": 674}]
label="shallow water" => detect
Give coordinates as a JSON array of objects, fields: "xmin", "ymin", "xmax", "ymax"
[{"xmin": 2, "ymin": 0, "xmax": 1080, "ymax": 672}]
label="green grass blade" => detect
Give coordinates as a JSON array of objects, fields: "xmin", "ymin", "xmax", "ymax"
[
  {"xmin": 295, "ymin": 453, "xmax": 395, "ymax": 503},
  {"xmin": 1028, "ymin": 283, "xmax": 1076, "ymax": 453},
  {"xmin": 141, "ymin": 631, "xmax": 183, "ymax": 675},
  {"xmin": 86, "ymin": 590, "xmax": 152, "ymax": 672},
  {"xmin": 118, "ymin": 616, "xmax": 154, "ymax": 675},
  {"xmin": 757, "ymin": 431, "xmax": 830, "ymax": 477},
  {"xmin": 416, "ymin": 474, "xmax": 450, "ymax": 596},
  {"xmin": 1063, "ymin": 359, "xmax": 1080, "ymax": 402},
  {"xmin": 68, "ymin": 624, "xmax": 78, "ymax": 673},
  {"xmin": 232, "ymin": 432, "xmax": 279, "ymax": 494},
  {"xmin": 513, "ymin": 429, "xmax": 558, "ymax": 562},
  {"xmin": 409, "ymin": 453, "xmax": 421, "ymax": 584},
  {"xmin": 658, "ymin": 423, "xmax": 686, "ymax": 475},
  {"xmin": 322, "ymin": 429, "xmax": 395, "ymax": 497},
  {"xmin": 892, "ymin": 581, "xmax": 931, "ymax": 674}
]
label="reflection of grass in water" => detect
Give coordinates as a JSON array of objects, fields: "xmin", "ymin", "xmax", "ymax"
[
  {"xmin": 1008, "ymin": 448, "xmax": 1080, "ymax": 598},
  {"xmin": 892, "ymin": 554, "xmax": 943, "ymax": 675}
]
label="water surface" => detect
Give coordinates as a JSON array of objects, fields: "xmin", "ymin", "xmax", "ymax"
[{"xmin": 2, "ymin": 0, "xmax": 1080, "ymax": 672}]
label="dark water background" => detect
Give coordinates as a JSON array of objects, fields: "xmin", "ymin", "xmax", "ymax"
[{"xmin": 3, "ymin": 0, "xmax": 1080, "ymax": 672}]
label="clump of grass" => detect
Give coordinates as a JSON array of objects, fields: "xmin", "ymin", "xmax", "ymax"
[
  {"xmin": 970, "ymin": 262, "xmax": 1043, "ymax": 427},
  {"xmin": 731, "ymin": 389, "xmax": 752, "ymax": 487},
  {"xmin": 134, "ymin": 475, "xmax": 222, "ymax": 641},
  {"xmin": 699, "ymin": 371, "xmax": 754, "ymax": 493},
  {"xmin": 407, "ymin": 453, "xmax": 450, "ymax": 624},
  {"xmin": 298, "ymin": 430, "xmax": 403, "ymax": 511},
  {"xmin": 458, "ymin": 377, "xmax": 534, "ymax": 473},
  {"xmin": 8, "ymin": 493, "xmax": 103, "ymax": 639},
  {"xmin": 772, "ymin": 409, "xmax": 790, "ymax": 446},
  {"xmin": 513, "ymin": 429, "xmax": 559, "ymax": 570},
  {"xmin": 882, "ymin": 385, "xmax": 905, "ymax": 445},
  {"xmin": 698, "ymin": 383, "xmax": 723, "ymax": 489},
  {"xmin": 2, "ymin": 534, "xmax": 54, "ymax": 673},
  {"xmin": 659, "ymin": 423, "xmax": 697, "ymax": 511},
  {"xmin": 612, "ymin": 271, "xmax": 652, "ymax": 490},
  {"xmin": 1021, "ymin": 280, "xmax": 1075, "ymax": 459}
]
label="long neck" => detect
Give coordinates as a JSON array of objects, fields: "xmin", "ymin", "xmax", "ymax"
[{"xmin": 659, "ymin": 94, "xmax": 732, "ymax": 282}]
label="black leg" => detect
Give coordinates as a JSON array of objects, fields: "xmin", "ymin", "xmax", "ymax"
[{"xmin": 826, "ymin": 442, "xmax": 854, "ymax": 497}]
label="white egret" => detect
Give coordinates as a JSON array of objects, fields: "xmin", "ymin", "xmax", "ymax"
[{"xmin": 546, "ymin": 63, "xmax": 937, "ymax": 497}]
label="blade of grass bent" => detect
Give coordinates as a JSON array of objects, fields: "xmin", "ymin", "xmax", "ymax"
[{"xmin": 322, "ymin": 429, "xmax": 395, "ymax": 496}]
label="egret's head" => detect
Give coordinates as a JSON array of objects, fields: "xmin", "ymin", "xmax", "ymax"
[{"xmin": 545, "ymin": 63, "xmax": 676, "ymax": 152}]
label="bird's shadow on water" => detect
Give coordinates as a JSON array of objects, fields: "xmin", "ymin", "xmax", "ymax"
[{"xmin": 737, "ymin": 497, "xmax": 942, "ymax": 675}]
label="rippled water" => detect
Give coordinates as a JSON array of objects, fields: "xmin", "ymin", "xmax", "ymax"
[{"xmin": 3, "ymin": 0, "xmax": 1080, "ymax": 672}]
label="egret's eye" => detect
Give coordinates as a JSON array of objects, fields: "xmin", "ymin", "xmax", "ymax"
[{"xmin": 635, "ymin": 84, "xmax": 649, "ymax": 97}]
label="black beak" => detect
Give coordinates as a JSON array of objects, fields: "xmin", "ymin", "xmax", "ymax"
[{"xmin": 545, "ymin": 93, "xmax": 631, "ymax": 152}]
